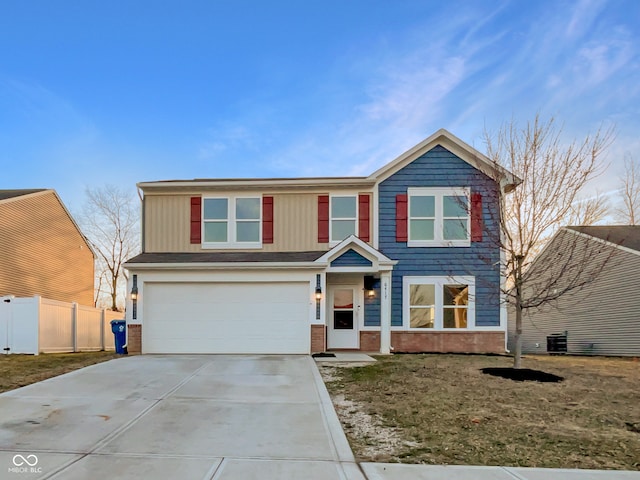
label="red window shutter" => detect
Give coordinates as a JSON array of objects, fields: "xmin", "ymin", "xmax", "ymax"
[
  {"xmin": 190, "ymin": 196, "xmax": 202, "ymax": 244},
  {"xmin": 262, "ymin": 196, "xmax": 274, "ymax": 244},
  {"xmin": 358, "ymin": 194, "xmax": 370, "ymax": 242},
  {"xmin": 471, "ymin": 192, "xmax": 483, "ymax": 242},
  {"xmin": 318, "ymin": 195, "xmax": 329, "ymax": 243},
  {"xmin": 396, "ymin": 194, "xmax": 408, "ymax": 242}
]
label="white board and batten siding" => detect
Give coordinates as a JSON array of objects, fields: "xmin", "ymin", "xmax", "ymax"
[{"xmin": 508, "ymin": 233, "xmax": 640, "ymax": 357}]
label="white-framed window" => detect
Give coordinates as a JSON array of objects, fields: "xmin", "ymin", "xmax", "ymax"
[
  {"xmin": 330, "ymin": 195, "xmax": 357, "ymax": 243},
  {"xmin": 203, "ymin": 196, "xmax": 261, "ymax": 248},
  {"xmin": 408, "ymin": 187, "xmax": 470, "ymax": 247},
  {"xmin": 403, "ymin": 276, "xmax": 475, "ymax": 330}
]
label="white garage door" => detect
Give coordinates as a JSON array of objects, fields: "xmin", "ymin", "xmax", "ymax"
[{"xmin": 143, "ymin": 282, "xmax": 310, "ymax": 354}]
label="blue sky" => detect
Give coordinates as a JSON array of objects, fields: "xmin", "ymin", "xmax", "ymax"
[{"xmin": 1, "ymin": 0, "xmax": 638, "ymax": 212}]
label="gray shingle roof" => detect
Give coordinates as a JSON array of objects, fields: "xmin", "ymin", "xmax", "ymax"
[
  {"xmin": 125, "ymin": 251, "xmax": 327, "ymax": 265},
  {"xmin": 0, "ymin": 189, "xmax": 47, "ymax": 201},
  {"xmin": 566, "ymin": 225, "xmax": 640, "ymax": 253}
]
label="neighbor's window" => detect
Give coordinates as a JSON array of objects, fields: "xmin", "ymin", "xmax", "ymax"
[
  {"xmin": 408, "ymin": 188, "xmax": 469, "ymax": 246},
  {"xmin": 330, "ymin": 196, "xmax": 357, "ymax": 242},
  {"xmin": 404, "ymin": 276, "xmax": 474, "ymax": 329},
  {"xmin": 203, "ymin": 196, "xmax": 261, "ymax": 247}
]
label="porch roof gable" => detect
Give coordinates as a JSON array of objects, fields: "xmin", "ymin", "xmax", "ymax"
[{"xmin": 315, "ymin": 235, "xmax": 397, "ymax": 272}]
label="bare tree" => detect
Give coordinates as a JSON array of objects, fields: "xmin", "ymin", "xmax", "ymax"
[
  {"xmin": 483, "ymin": 114, "xmax": 613, "ymax": 368},
  {"xmin": 566, "ymin": 192, "xmax": 609, "ymax": 226},
  {"xmin": 614, "ymin": 154, "xmax": 640, "ymax": 225},
  {"xmin": 93, "ymin": 269, "xmax": 107, "ymax": 308},
  {"xmin": 80, "ymin": 185, "xmax": 139, "ymax": 311}
]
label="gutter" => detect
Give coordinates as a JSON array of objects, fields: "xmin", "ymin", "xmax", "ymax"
[{"xmin": 124, "ymin": 262, "xmax": 330, "ymax": 271}]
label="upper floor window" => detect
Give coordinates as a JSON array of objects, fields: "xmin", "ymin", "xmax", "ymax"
[
  {"xmin": 330, "ymin": 195, "xmax": 357, "ymax": 243},
  {"xmin": 408, "ymin": 187, "xmax": 469, "ymax": 247},
  {"xmin": 203, "ymin": 196, "xmax": 261, "ymax": 248}
]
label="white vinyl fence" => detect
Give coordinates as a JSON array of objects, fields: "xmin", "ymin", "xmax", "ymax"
[{"xmin": 0, "ymin": 295, "xmax": 122, "ymax": 355}]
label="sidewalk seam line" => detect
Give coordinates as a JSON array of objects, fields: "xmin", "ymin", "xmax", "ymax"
[{"xmin": 38, "ymin": 360, "xmax": 213, "ymax": 479}]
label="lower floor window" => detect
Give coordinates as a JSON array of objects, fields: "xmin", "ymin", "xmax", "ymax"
[{"xmin": 404, "ymin": 276, "xmax": 475, "ymax": 329}]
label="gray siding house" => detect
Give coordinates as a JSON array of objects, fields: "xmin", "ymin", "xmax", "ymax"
[{"xmin": 508, "ymin": 226, "xmax": 640, "ymax": 357}]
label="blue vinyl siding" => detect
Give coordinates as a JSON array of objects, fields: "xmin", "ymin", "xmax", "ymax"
[
  {"xmin": 330, "ymin": 249, "xmax": 373, "ymax": 267},
  {"xmin": 364, "ymin": 282, "xmax": 381, "ymax": 327},
  {"xmin": 378, "ymin": 145, "xmax": 502, "ymax": 328}
]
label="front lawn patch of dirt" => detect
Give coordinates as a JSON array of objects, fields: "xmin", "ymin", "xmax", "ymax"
[
  {"xmin": 0, "ymin": 352, "xmax": 120, "ymax": 393},
  {"xmin": 319, "ymin": 354, "xmax": 640, "ymax": 470}
]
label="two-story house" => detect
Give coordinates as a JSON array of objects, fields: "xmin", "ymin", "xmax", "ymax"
[
  {"xmin": 0, "ymin": 189, "xmax": 95, "ymax": 306},
  {"xmin": 123, "ymin": 129, "xmax": 518, "ymax": 355}
]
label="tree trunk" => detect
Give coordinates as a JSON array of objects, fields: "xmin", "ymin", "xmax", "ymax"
[
  {"xmin": 513, "ymin": 255, "xmax": 524, "ymax": 369},
  {"xmin": 514, "ymin": 304, "xmax": 523, "ymax": 369},
  {"xmin": 111, "ymin": 274, "xmax": 118, "ymax": 311}
]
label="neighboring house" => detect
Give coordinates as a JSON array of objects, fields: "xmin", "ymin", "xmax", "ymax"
[
  {"xmin": 123, "ymin": 129, "xmax": 519, "ymax": 355},
  {"xmin": 507, "ymin": 225, "xmax": 640, "ymax": 357},
  {"xmin": 0, "ymin": 189, "xmax": 95, "ymax": 306}
]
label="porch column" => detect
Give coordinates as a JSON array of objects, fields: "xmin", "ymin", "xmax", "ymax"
[{"xmin": 380, "ymin": 271, "xmax": 392, "ymax": 354}]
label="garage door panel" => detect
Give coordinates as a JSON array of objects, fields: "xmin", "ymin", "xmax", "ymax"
[{"xmin": 143, "ymin": 282, "xmax": 310, "ymax": 354}]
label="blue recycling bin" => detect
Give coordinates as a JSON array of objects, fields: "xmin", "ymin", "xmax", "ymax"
[{"xmin": 110, "ymin": 320, "xmax": 128, "ymax": 354}]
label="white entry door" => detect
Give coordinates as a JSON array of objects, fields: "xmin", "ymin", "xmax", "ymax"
[{"xmin": 328, "ymin": 286, "xmax": 359, "ymax": 349}]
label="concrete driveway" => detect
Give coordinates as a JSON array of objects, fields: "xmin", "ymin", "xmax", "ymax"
[{"xmin": 0, "ymin": 355, "xmax": 363, "ymax": 480}]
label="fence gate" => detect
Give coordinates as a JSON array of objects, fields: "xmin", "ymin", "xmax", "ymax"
[{"xmin": 0, "ymin": 298, "xmax": 11, "ymax": 353}]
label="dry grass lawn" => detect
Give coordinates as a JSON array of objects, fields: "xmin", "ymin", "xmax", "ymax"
[
  {"xmin": 0, "ymin": 352, "xmax": 120, "ymax": 393},
  {"xmin": 320, "ymin": 354, "xmax": 640, "ymax": 470}
]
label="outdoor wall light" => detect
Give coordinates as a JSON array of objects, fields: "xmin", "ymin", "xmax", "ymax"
[
  {"xmin": 315, "ymin": 274, "xmax": 322, "ymax": 320},
  {"xmin": 364, "ymin": 275, "xmax": 377, "ymax": 299},
  {"xmin": 131, "ymin": 275, "xmax": 139, "ymax": 320}
]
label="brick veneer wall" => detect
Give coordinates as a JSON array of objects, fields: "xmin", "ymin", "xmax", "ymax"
[
  {"xmin": 390, "ymin": 331, "xmax": 504, "ymax": 354},
  {"xmin": 127, "ymin": 324, "xmax": 142, "ymax": 354},
  {"xmin": 310, "ymin": 325, "xmax": 326, "ymax": 353},
  {"xmin": 358, "ymin": 331, "xmax": 504, "ymax": 353},
  {"xmin": 360, "ymin": 331, "xmax": 381, "ymax": 351}
]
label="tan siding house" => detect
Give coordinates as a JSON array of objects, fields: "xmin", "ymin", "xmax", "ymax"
[
  {"xmin": 0, "ymin": 189, "xmax": 95, "ymax": 306},
  {"xmin": 508, "ymin": 226, "xmax": 640, "ymax": 357},
  {"xmin": 142, "ymin": 187, "xmax": 374, "ymax": 253}
]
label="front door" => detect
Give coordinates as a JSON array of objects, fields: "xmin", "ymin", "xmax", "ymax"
[{"xmin": 328, "ymin": 286, "xmax": 359, "ymax": 349}]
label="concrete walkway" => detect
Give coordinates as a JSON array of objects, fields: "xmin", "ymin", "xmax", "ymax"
[
  {"xmin": 361, "ymin": 464, "xmax": 640, "ymax": 479},
  {"xmin": 0, "ymin": 355, "xmax": 364, "ymax": 480},
  {"xmin": 1, "ymin": 354, "xmax": 638, "ymax": 480}
]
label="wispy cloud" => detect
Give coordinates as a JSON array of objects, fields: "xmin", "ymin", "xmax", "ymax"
[
  {"xmin": 193, "ymin": 0, "xmax": 639, "ymax": 186},
  {"xmin": 259, "ymin": 9, "xmax": 509, "ymax": 177},
  {"xmin": 574, "ymin": 35, "xmax": 635, "ymax": 89},
  {"xmin": 565, "ymin": 0, "xmax": 608, "ymax": 39},
  {"xmin": 0, "ymin": 76, "xmax": 148, "ymax": 209},
  {"xmin": 0, "ymin": 76, "xmax": 96, "ymax": 137}
]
